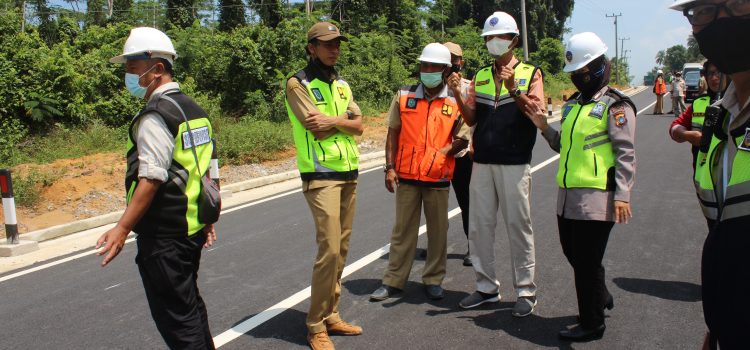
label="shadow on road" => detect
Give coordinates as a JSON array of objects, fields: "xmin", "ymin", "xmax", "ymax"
[
  {"xmin": 238, "ymin": 309, "xmax": 309, "ymax": 347},
  {"xmin": 613, "ymin": 277, "xmax": 701, "ymax": 302}
]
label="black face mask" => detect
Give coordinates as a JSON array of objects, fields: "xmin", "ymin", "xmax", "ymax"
[
  {"xmin": 571, "ymin": 57, "xmax": 610, "ymax": 100},
  {"xmin": 694, "ymin": 17, "xmax": 750, "ymax": 74}
]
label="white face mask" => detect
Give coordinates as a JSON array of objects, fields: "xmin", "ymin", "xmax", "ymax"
[{"xmin": 486, "ymin": 37, "xmax": 512, "ymax": 58}]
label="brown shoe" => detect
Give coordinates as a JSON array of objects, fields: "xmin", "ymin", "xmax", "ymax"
[
  {"xmin": 326, "ymin": 320, "xmax": 363, "ymax": 336},
  {"xmin": 307, "ymin": 331, "xmax": 335, "ymax": 350}
]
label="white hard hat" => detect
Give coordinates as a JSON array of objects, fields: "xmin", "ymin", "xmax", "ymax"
[
  {"xmin": 563, "ymin": 32, "xmax": 608, "ymax": 72},
  {"xmin": 657, "ymin": 69, "xmax": 664, "ymax": 74},
  {"xmin": 481, "ymin": 11, "xmax": 519, "ymax": 37},
  {"xmin": 110, "ymin": 27, "xmax": 178, "ymax": 64},
  {"xmin": 669, "ymin": 0, "xmax": 697, "ymax": 11},
  {"xmin": 418, "ymin": 43, "xmax": 452, "ymax": 66}
]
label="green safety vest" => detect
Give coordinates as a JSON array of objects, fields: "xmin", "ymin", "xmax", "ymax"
[
  {"xmin": 556, "ymin": 90, "xmax": 631, "ymax": 190},
  {"xmin": 285, "ymin": 70, "xmax": 359, "ymax": 180},
  {"xmin": 691, "ymin": 95, "xmax": 711, "ymax": 131},
  {"xmin": 694, "ymin": 112, "xmax": 750, "ymax": 223},
  {"xmin": 125, "ymin": 90, "xmax": 213, "ymax": 237}
]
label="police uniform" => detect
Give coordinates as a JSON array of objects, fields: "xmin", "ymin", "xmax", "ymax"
[
  {"xmin": 540, "ymin": 86, "xmax": 637, "ymax": 331},
  {"xmin": 693, "ymin": 82, "xmax": 750, "ymax": 348},
  {"xmin": 379, "ymin": 83, "xmax": 470, "ymax": 290},
  {"xmin": 285, "ymin": 60, "xmax": 362, "ymax": 335},
  {"xmin": 128, "ymin": 82, "xmax": 216, "ymax": 349}
]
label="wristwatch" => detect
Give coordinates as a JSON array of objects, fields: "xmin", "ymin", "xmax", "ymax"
[
  {"xmin": 509, "ymin": 88, "xmax": 522, "ymax": 97},
  {"xmin": 384, "ymin": 164, "xmax": 394, "ymax": 172}
]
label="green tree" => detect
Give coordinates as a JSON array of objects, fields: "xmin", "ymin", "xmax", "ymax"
[
  {"xmin": 665, "ymin": 44, "xmax": 688, "ymax": 73},
  {"xmin": 167, "ymin": 0, "xmax": 196, "ymax": 29},
  {"xmin": 655, "ymin": 50, "xmax": 665, "ymax": 66},
  {"xmin": 686, "ymin": 35, "xmax": 704, "ymax": 62},
  {"xmin": 85, "ymin": 0, "xmax": 107, "ymax": 27},
  {"xmin": 109, "ymin": 0, "xmax": 133, "ymax": 23},
  {"xmin": 219, "ymin": 0, "xmax": 245, "ymax": 31},
  {"xmin": 529, "ymin": 37, "xmax": 564, "ymax": 75},
  {"xmin": 249, "ymin": 0, "xmax": 283, "ymax": 28}
]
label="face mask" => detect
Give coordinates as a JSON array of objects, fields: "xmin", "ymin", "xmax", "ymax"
[
  {"xmin": 571, "ymin": 58, "xmax": 610, "ymax": 99},
  {"xmin": 486, "ymin": 38, "xmax": 512, "ymax": 58},
  {"xmin": 694, "ymin": 17, "xmax": 750, "ymax": 74},
  {"xmin": 125, "ymin": 65, "xmax": 157, "ymax": 99},
  {"xmin": 420, "ymin": 71, "xmax": 444, "ymax": 88}
]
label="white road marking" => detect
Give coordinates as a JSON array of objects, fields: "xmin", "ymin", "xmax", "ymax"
[{"xmin": 104, "ymin": 283, "xmax": 122, "ymax": 291}]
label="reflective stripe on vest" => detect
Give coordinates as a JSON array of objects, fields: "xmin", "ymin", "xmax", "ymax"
[
  {"xmin": 694, "ymin": 121, "xmax": 750, "ymax": 222},
  {"xmin": 474, "ymin": 62, "xmax": 536, "ymax": 107},
  {"xmin": 125, "ymin": 93, "xmax": 213, "ymax": 237},
  {"xmin": 691, "ymin": 95, "xmax": 710, "ymax": 131},
  {"xmin": 285, "ymin": 75, "xmax": 360, "ymax": 175},
  {"xmin": 395, "ymin": 86, "xmax": 460, "ymax": 182},
  {"xmin": 556, "ymin": 95, "xmax": 619, "ymax": 190}
]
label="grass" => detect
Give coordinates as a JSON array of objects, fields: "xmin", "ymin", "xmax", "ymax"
[{"xmin": 11, "ymin": 169, "xmax": 61, "ymax": 207}]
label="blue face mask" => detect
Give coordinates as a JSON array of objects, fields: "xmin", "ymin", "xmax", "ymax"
[
  {"xmin": 124, "ymin": 65, "xmax": 156, "ymax": 99},
  {"xmin": 420, "ymin": 71, "xmax": 444, "ymax": 89}
]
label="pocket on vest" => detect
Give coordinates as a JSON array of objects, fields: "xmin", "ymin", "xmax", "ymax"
[
  {"xmin": 420, "ymin": 148, "xmax": 447, "ymax": 180},
  {"xmin": 396, "ymin": 144, "xmax": 423, "ymax": 176}
]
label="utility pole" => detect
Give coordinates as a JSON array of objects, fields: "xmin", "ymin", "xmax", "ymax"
[
  {"xmin": 606, "ymin": 13, "xmax": 622, "ymax": 84},
  {"xmin": 620, "ymin": 37, "xmax": 630, "ymax": 63},
  {"xmin": 520, "ymin": 0, "xmax": 529, "ymax": 61},
  {"xmin": 305, "ymin": 0, "xmax": 311, "ymax": 15}
]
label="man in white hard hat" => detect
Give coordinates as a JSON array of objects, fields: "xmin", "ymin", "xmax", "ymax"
[
  {"xmin": 96, "ymin": 27, "xmax": 217, "ymax": 349},
  {"xmin": 443, "ymin": 41, "xmax": 474, "ymax": 266},
  {"xmin": 370, "ymin": 43, "xmax": 470, "ymax": 302},
  {"xmin": 523, "ymin": 31, "xmax": 637, "ymax": 341},
  {"xmin": 285, "ymin": 21, "xmax": 364, "ymax": 350},
  {"xmin": 670, "ymin": 1, "xmax": 750, "ymax": 348},
  {"xmin": 451, "ymin": 11, "xmax": 545, "ymax": 318}
]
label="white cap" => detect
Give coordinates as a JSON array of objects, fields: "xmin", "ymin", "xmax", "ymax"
[
  {"xmin": 418, "ymin": 43, "xmax": 452, "ymax": 66},
  {"xmin": 481, "ymin": 11, "xmax": 519, "ymax": 37},
  {"xmin": 563, "ymin": 32, "xmax": 608, "ymax": 72},
  {"xmin": 110, "ymin": 27, "xmax": 178, "ymax": 65},
  {"xmin": 669, "ymin": 0, "xmax": 697, "ymax": 11}
]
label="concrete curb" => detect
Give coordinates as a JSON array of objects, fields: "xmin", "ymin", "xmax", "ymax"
[{"xmin": 21, "ymin": 151, "xmax": 386, "ymax": 243}]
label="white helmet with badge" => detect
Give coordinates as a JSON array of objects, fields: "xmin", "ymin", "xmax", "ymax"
[
  {"xmin": 481, "ymin": 11, "xmax": 519, "ymax": 37},
  {"xmin": 563, "ymin": 32, "xmax": 608, "ymax": 72}
]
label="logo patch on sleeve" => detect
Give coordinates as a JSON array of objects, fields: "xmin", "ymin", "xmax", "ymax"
[
  {"xmin": 311, "ymin": 88, "xmax": 325, "ymax": 102},
  {"xmin": 406, "ymin": 97, "xmax": 418, "ymax": 109},
  {"xmin": 182, "ymin": 126, "xmax": 211, "ymax": 149},
  {"xmin": 588, "ymin": 102, "xmax": 607, "ymax": 119},
  {"xmin": 442, "ymin": 103, "xmax": 453, "ymax": 116},
  {"xmin": 476, "ymin": 79, "xmax": 490, "ymax": 87},
  {"xmin": 739, "ymin": 128, "xmax": 750, "ymax": 151}
]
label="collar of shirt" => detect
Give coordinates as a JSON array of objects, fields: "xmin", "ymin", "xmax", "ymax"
[
  {"xmin": 148, "ymin": 82, "xmax": 181, "ymax": 102},
  {"xmin": 720, "ymin": 82, "xmax": 750, "ymax": 130},
  {"xmin": 576, "ymin": 86, "xmax": 609, "ymax": 104},
  {"xmin": 306, "ymin": 60, "xmax": 338, "ymax": 84},
  {"xmin": 415, "ymin": 82, "xmax": 449, "ymax": 102}
]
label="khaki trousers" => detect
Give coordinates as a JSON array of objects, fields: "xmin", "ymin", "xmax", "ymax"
[
  {"xmin": 653, "ymin": 94, "xmax": 664, "ymax": 114},
  {"xmin": 303, "ymin": 180, "xmax": 357, "ymax": 334},
  {"xmin": 468, "ymin": 163, "xmax": 537, "ymax": 297},
  {"xmin": 382, "ymin": 183, "xmax": 449, "ymax": 289}
]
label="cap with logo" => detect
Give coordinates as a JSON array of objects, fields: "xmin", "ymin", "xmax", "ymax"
[{"xmin": 307, "ymin": 22, "xmax": 348, "ymax": 42}]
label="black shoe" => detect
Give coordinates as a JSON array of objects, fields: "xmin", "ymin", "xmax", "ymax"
[
  {"xmin": 417, "ymin": 248, "xmax": 427, "ymax": 259},
  {"xmin": 370, "ymin": 285, "xmax": 403, "ymax": 301},
  {"xmin": 463, "ymin": 254, "xmax": 472, "ymax": 266},
  {"xmin": 425, "ymin": 285, "xmax": 444, "ymax": 300},
  {"xmin": 558, "ymin": 324, "xmax": 606, "ymax": 341},
  {"xmin": 605, "ymin": 294, "xmax": 614, "ymax": 310}
]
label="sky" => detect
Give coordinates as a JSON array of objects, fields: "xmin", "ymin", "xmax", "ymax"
[{"xmin": 564, "ymin": 0, "xmax": 693, "ymax": 84}]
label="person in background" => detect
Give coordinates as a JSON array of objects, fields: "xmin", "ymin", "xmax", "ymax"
[
  {"xmin": 671, "ymin": 71, "xmax": 687, "ymax": 118},
  {"xmin": 653, "ymin": 70, "xmax": 668, "ymax": 114}
]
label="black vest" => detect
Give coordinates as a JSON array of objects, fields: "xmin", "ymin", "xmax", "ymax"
[{"xmin": 126, "ymin": 90, "xmax": 209, "ymax": 237}]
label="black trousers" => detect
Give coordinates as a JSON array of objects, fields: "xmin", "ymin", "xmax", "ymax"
[
  {"xmin": 136, "ymin": 232, "xmax": 215, "ymax": 350},
  {"xmin": 451, "ymin": 155, "xmax": 472, "ymax": 239},
  {"xmin": 702, "ymin": 221, "xmax": 750, "ymax": 350},
  {"xmin": 557, "ymin": 216, "xmax": 614, "ymax": 329}
]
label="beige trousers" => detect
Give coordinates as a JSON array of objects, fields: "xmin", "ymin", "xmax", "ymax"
[
  {"xmin": 653, "ymin": 94, "xmax": 664, "ymax": 114},
  {"xmin": 382, "ymin": 183, "xmax": 449, "ymax": 289},
  {"xmin": 303, "ymin": 180, "xmax": 357, "ymax": 334},
  {"xmin": 468, "ymin": 163, "xmax": 537, "ymax": 297}
]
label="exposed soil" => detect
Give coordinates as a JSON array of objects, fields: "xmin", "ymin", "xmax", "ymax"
[{"xmin": 0, "ymin": 113, "xmax": 388, "ymax": 237}]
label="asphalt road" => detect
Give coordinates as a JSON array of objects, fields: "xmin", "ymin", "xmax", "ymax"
[{"xmin": 0, "ymin": 91, "xmax": 707, "ymax": 350}]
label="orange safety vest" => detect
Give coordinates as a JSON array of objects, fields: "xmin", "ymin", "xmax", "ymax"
[
  {"xmin": 395, "ymin": 85, "xmax": 461, "ymax": 183},
  {"xmin": 654, "ymin": 77, "xmax": 667, "ymax": 95}
]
